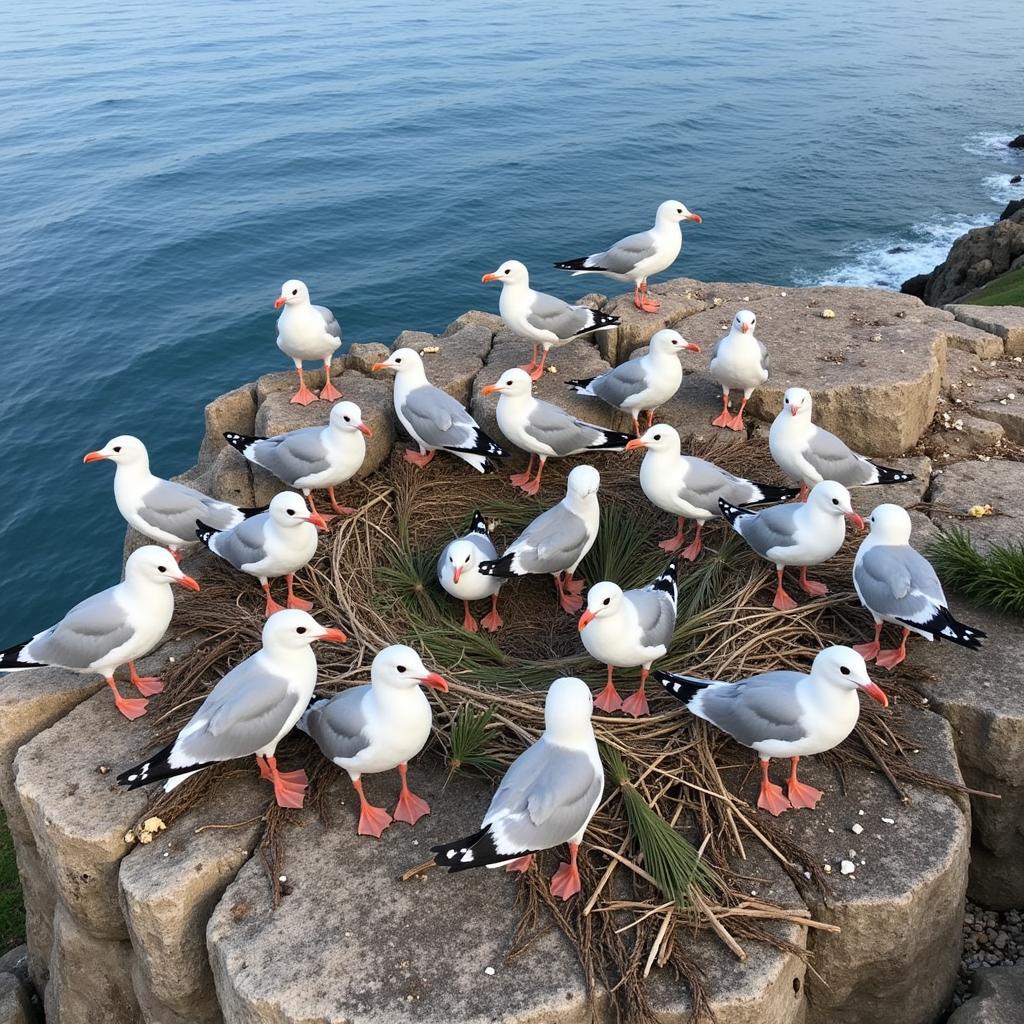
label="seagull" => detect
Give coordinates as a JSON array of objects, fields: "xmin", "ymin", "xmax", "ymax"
[
  {"xmin": 578, "ymin": 561, "xmax": 677, "ymax": 718},
  {"xmin": 298, "ymin": 645, "xmax": 450, "ymax": 837},
  {"xmin": 224, "ymin": 400, "xmax": 372, "ymax": 519},
  {"xmin": 708, "ymin": 310, "xmax": 768, "ymax": 431},
  {"xmin": 0, "ymin": 546, "xmax": 200, "ymax": 720},
  {"xmin": 481, "ymin": 260, "xmax": 620, "ymax": 379},
  {"xmin": 196, "ymin": 491, "xmax": 326, "ymax": 616},
  {"xmin": 478, "ymin": 465, "xmax": 601, "ymax": 615},
  {"xmin": 118, "ymin": 610, "xmax": 347, "ymax": 807},
  {"xmin": 373, "ymin": 348, "xmax": 507, "ymax": 473},
  {"xmin": 625, "ymin": 424, "xmax": 799, "ymax": 559},
  {"xmin": 274, "ymin": 279, "xmax": 343, "ymax": 406},
  {"xmin": 853, "ymin": 503, "xmax": 986, "ymax": 669},
  {"xmin": 437, "ymin": 511, "xmax": 504, "ymax": 633},
  {"xmin": 719, "ymin": 480, "xmax": 864, "ymax": 611},
  {"xmin": 554, "ymin": 200, "xmax": 702, "ymax": 313},
  {"xmin": 656, "ymin": 647, "xmax": 888, "ymax": 815},
  {"xmin": 566, "ymin": 329, "xmax": 701, "ymax": 435},
  {"xmin": 431, "ymin": 676, "xmax": 603, "ymax": 900},
  {"xmin": 84, "ymin": 435, "xmax": 259, "ymax": 560},
  {"xmin": 481, "ymin": 368, "xmax": 631, "ymax": 494},
  {"xmin": 769, "ymin": 387, "xmax": 915, "ymax": 500}
]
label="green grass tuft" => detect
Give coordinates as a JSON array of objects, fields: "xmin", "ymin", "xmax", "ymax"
[
  {"xmin": 0, "ymin": 809, "xmax": 24, "ymax": 953},
  {"xmin": 926, "ymin": 527, "xmax": 1024, "ymax": 616},
  {"xmin": 447, "ymin": 705, "xmax": 502, "ymax": 777},
  {"xmin": 965, "ymin": 265, "xmax": 1024, "ymax": 307}
]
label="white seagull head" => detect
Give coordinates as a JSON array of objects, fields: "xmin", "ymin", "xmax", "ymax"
[
  {"xmin": 372, "ymin": 346, "xmax": 423, "ymax": 376},
  {"xmin": 481, "ymin": 367, "xmax": 533, "ymax": 398},
  {"xmin": 445, "ymin": 538, "xmax": 486, "ymax": 583},
  {"xmin": 656, "ymin": 199, "xmax": 702, "ymax": 225},
  {"xmin": 274, "ymin": 279, "xmax": 310, "ymax": 309},
  {"xmin": 125, "ymin": 545, "xmax": 201, "ymax": 591},
  {"xmin": 83, "ymin": 434, "xmax": 148, "ymax": 467},
  {"xmin": 782, "ymin": 387, "xmax": 812, "ymax": 420},
  {"xmin": 544, "ymin": 676, "xmax": 595, "ymax": 742},
  {"xmin": 732, "ymin": 309, "xmax": 757, "ymax": 335},
  {"xmin": 649, "ymin": 328, "xmax": 701, "ymax": 356},
  {"xmin": 626, "ymin": 422, "xmax": 681, "ymax": 455},
  {"xmin": 329, "ymin": 400, "xmax": 373, "ymax": 437},
  {"xmin": 578, "ymin": 581, "xmax": 624, "ymax": 631},
  {"xmin": 262, "ymin": 609, "xmax": 347, "ymax": 653},
  {"xmin": 268, "ymin": 491, "xmax": 326, "ymax": 531},
  {"xmin": 566, "ymin": 464, "xmax": 600, "ymax": 502},
  {"xmin": 481, "ymin": 260, "xmax": 529, "ymax": 287},
  {"xmin": 811, "ymin": 646, "xmax": 888, "ymax": 706},
  {"xmin": 866, "ymin": 503, "xmax": 913, "ymax": 545},
  {"xmin": 807, "ymin": 480, "xmax": 864, "ymax": 529},
  {"xmin": 371, "ymin": 644, "xmax": 449, "ymax": 693}
]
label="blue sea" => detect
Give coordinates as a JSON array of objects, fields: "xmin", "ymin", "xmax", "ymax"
[{"xmin": 0, "ymin": 0, "xmax": 1021, "ymax": 640}]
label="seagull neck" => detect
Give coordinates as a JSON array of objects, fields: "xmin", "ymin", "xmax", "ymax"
[
  {"xmin": 120, "ymin": 574, "xmax": 166, "ymax": 605},
  {"xmin": 652, "ymin": 215, "xmax": 681, "ymax": 239},
  {"xmin": 544, "ymin": 723, "xmax": 595, "ymax": 750},
  {"xmin": 563, "ymin": 491, "xmax": 596, "ymax": 516},
  {"xmin": 115, "ymin": 458, "xmax": 154, "ymax": 489},
  {"xmin": 395, "ymin": 365, "xmax": 428, "ymax": 393},
  {"xmin": 261, "ymin": 644, "xmax": 316, "ymax": 680}
]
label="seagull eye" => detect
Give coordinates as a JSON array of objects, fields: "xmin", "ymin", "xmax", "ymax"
[
  {"xmin": 464, "ymin": 555, "xmax": 470, "ymax": 563},
  {"xmin": 291, "ymin": 289, "xmax": 298, "ymax": 296},
  {"xmin": 653, "ymin": 434, "xmax": 661, "ymax": 441},
  {"xmin": 677, "ymin": 208, "xmax": 683, "ymax": 214},
  {"xmin": 840, "ymin": 666, "xmax": 851, "ymax": 676},
  {"xmin": 296, "ymin": 626, "xmax": 306, "ymax": 635},
  {"xmin": 113, "ymin": 446, "xmax": 122, "ymax": 453},
  {"xmin": 158, "ymin": 565, "xmax": 166, "ymax": 573},
  {"xmin": 395, "ymin": 357, "xmax": 402, "ymax": 363},
  {"xmin": 504, "ymin": 268, "xmax": 510, "ymax": 275},
  {"xmin": 397, "ymin": 665, "xmax": 407, "ymax": 673},
  {"xmin": 832, "ymin": 498, "xmax": 839, "ymax": 505},
  {"xmin": 287, "ymin": 508, "xmax": 295, "ymax": 515},
  {"xmin": 784, "ymin": 397, "xmax": 789, "ymax": 404},
  {"xmin": 602, "ymin": 597, "xmax": 610, "ymax": 606}
]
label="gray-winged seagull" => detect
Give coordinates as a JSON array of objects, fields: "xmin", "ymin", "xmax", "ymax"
[
  {"xmin": 274, "ymin": 279, "xmax": 343, "ymax": 406},
  {"xmin": 437, "ymin": 511, "xmax": 504, "ymax": 633},
  {"xmin": 708, "ymin": 310, "xmax": 768, "ymax": 431}
]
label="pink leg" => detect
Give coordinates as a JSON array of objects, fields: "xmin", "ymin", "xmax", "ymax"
[
  {"xmin": 681, "ymin": 520, "xmax": 704, "ymax": 561},
  {"xmin": 853, "ymin": 622, "xmax": 883, "ymax": 661},
  {"xmin": 352, "ymin": 777, "xmax": 393, "ymax": 838},
  {"xmin": 786, "ymin": 756, "xmax": 823, "ymax": 810},
  {"xmin": 505, "ymin": 854, "xmax": 535, "ymax": 873},
  {"xmin": 168, "ymin": 547, "xmax": 183, "ymax": 563},
  {"xmin": 659, "ymin": 516, "xmax": 686, "ymax": 553},
  {"xmin": 306, "ymin": 492, "xmax": 337, "ymax": 525},
  {"xmin": 554, "ymin": 573, "xmax": 583, "ymax": 615},
  {"xmin": 327, "ymin": 487, "xmax": 357, "ymax": 516},
  {"xmin": 480, "ymin": 593, "xmax": 503, "ymax": 632},
  {"xmin": 712, "ymin": 392, "xmax": 733, "ymax": 428},
  {"xmin": 392, "ymin": 763, "xmax": 431, "ymax": 825},
  {"xmin": 105, "ymin": 676, "xmax": 148, "ymax": 720},
  {"xmin": 772, "ymin": 568, "xmax": 798, "ymax": 611},
  {"xmin": 727, "ymin": 398, "xmax": 748, "ymax": 432},
  {"xmin": 404, "ymin": 449, "xmax": 436, "ymax": 468},
  {"xmin": 528, "ymin": 348, "xmax": 549, "ymax": 381},
  {"xmin": 286, "ymin": 574, "xmax": 313, "ymax": 611},
  {"xmin": 549, "ymin": 842, "xmax": 582, "ymax": 899},
  {"xmin": 562, "ymin": 570, "xmax": 585, "ymax": 596},
  {"xmin": 519, "ymin": 343, "xmax": 540, "ymax": 374},
  {"xmin": 635, "ymin": 279, "xmax": 659, "ymax": 313},
  {"xmin": 620, "ymin": 666, "xmax": 651, "ymax": 718},
  {"xmin": 257, "ymin": 755, "xmax": 308, "ymax": 809},
  {"xmin": 876, "ymin": 628, "xmax": 910, "ymax": 670},
  {"xmin": 798, "ymin": 566, "xmax": 828, "ymax": 597},
  {"xmin": 128, "ymin": 660, "xmax": 164, "ymax": 697},
  {"xmin": 262, "ymin": 581, "xmax": 285, "ymax": 617},
  {"xmin": 796, "ymin": 484, "xmax": 809, "ymax": 502},
  {"xmin": 510, "ymin": 454, "xmax": 537, "ymax": 489},
  {"xmin": 462, "ymin": 600, "xmax": 479, "ymax": 633},
  {"xmin": 520, "ymin": 456, "xmax": 547, "ymax": 495},
  {"xmin": 319, "ymin": 360, "xmax": 342, "ymax": 402},
  {"xmin": 290, "ymin": 365, "xmax": 318, "ymax": 406},
  {"xmin": 594, "ymin": 664, "xmax": 622, "ymax": 713},
  {"xmin": 757, "ymin": 758, "xmax": 791, "ymax": 816}
]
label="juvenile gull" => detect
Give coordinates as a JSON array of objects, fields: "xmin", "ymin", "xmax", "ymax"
[
  {"xmin": 0, "ymin": 546, "xmax": 200, "ymax": 720},
  {"xmin": 224, "ymin": 400, "xmax": 372, "ymax": 518},
  {"xmin": 720, "ymin": 480, "xmax": 864, "ymax": 611},
  {"xmin": 478, "ymin": 464, "xmax": 601, "ymax": 615},
  {"xmin": 432, "ymin": 676, "xmax": 603, "ymax": 900},
  {"xmin": 708, "ymin": 310, "xmax": 769, "ymax": 431},
  {"xmin": 853, "ymin": 503, "xmax": 986, "ymax": 669},
  {"xmin": 554, "ymin": 200, "xmax": 702, "ymax": 312},
  {"xmin": 567, "ymin": 328, "xmax": 701, "ymax": 435},
  {"xmin": 298, "ymin": 645, "xmax": 449, "ymax": 837},
  {"xmin": 482, "ymin": 367, "xmax": 631, "ymax": 494},
  {"xmin": 578, "ymin": 560, "xmax": 678, "ymax": 718},
  {"xmin": 197, "ymin": 491, "xmax": 326, "ymax": 616},
  {"xmin": 656, "ymin": 646, "xmax": 888, "ymax": 815},
  {"xmin": 373, "ymin": 347, "xmax": 507, "ymax": 473},
  {"xmin": 482, "ymin": 260, "xmax": 619, "ymax": 379},
  {"xmin": 437, "ymin": 511, "xmax": 504, "ymax": 633},
  {"xmin": 769, "ymin": 387, "xmax": 914, "ymax": 500},
  {"xmin": 84, "ymin": 435, "xmax": 259, "ymax": 559},
  {"xmin": 118, "ymin": 610, "xmax": 347, "ymax": 807},
  {"xmin": 274, "ymin": 279, "xmax": 343, "ymax": 406},
  {"xmin": 626, "ymin": 423, "xmax": 799, "ymax": 559}
]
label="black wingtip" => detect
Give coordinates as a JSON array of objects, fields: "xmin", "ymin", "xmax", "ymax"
[
  {"xmin": 195, "ymin": 520, "xmax": 218, "ymax": 546},
  {"xmin": 718, "ymin": 498, "xmax": 751, "ymax": 525},
  {"xmin": 565, "ymin": 376, "xmax": 595, "ymax": 393},
  {"xmin": 651, "ymin": 559, "xmax": 678, "ymax": 598},
  {"xmin": 469, "ymin": 511, "xmax": 489, "ymax": 535},
  {"xmin": 554, "ymin": 257, "xmax": 590, "ymax": 271},
  {"xmin": 589, "ymin": 427, "xmax": 633, "ymax": 451},
  {"xmin": 478, "ymin": 553, "xmax": 514, "ymax": 578},
  {"xmin": 751, "ymin": 483, "xmax": 802, "ymax": 505},
  {"xmin": 654, "ymin": 670, "xmax": 709, "ymax": 706},
  {"xmin": 871, "ymin": 464, "xmax": 915, "ymax": 486},
  {"xmin": 0, "ymin": 641, "xmax": 42, "ymax": 671},
  {"xmin": 223, "ymin": 431, "xmax": 265, "ymax": 454},
  {"xmin": 237, "ymin": 505, "xmax": 269, "ymax": 519}
]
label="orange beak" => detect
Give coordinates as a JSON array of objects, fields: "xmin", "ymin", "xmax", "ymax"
[
  {"xmin": 319, "ymin": 627, "xmax": 349, "ymax": 644},
  {"xmin": 371, "ymin": 361, "xmax": 389, "ymax": 372},
  {"xmin": 624, "ymin": 438, "xmax": 647, "ymax": 452},
  {"xmin": 578, "ymin": 609, "xmax": 596, "ymax": 631},
  {"xmin": 686, "ymin": 342, "xmax": 702, "ymax": 353},
  {"xmin": 83, "ymin": 451, "xmax": 106, "ymax": 463},
  {"xmin": 305, "ymin": 510, "xmax": 329, "ymax": 531},
  {"xmin": 481, "ymin": 383, "xmax": 501, "ymax": 396},
  {"xmin": 175, "ymin": 574, "xmax": 201, "ymax": 592},
  {"xmin": 357, "ymin": 422, "xmax": 374, "ymax": 437},
  {"xmin": 862, "ymin": 680, "xmax": 889, "ymax": 707},
  {"xmin": 845, "ymin": 511, "xmax": 865, "ymax": 531},
  {"xmin": 452, "ymin": 565, "xmax": 463, "ymax": 584},
  {"xmin": 273, "ymin": 296, "xmax": 286, "ymax": 309},
  {"xmin": 419, "ymin": 671, "xmax": 450, "ymax": 692},
  {"xmin": 686, "ymin": 213, "xmax": 702, "ymax": 223},
  {"xmin": 740, "ymin": 323, "xmax": 750, "ymax": 333},
  {"xmin": 790, "ymin": 403, "xmax": 799, "ymax": 416},
  {"xmin": 481, "ymin": 272, "xmax": 500, "ymax": 283}
]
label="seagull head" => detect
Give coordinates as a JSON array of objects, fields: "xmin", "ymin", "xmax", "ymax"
[
  {"xmin": 268, "ymin": 491, "xmax": 327, "ymax": 531},
  {"xmin": 274, "ymin": 279, "xmax": 310, "ymax": 309},
  {"xmin": 371, "ymin": 644, "xmax": 449, "ymax": 693},
  {"xmin": 544, "ymin": 677, "xmax": 595, "ymax": 742},
  {"xmin": 578, "ymin": 581, "xmax": 623, "ymax": 630},
  {"xmin": 732, "ymin": 309, "xmax": 757, "ymax": 335},
  {"xmin": 625, "ymin": 423, "xmax": 681, "ymax": 454},
  {"xmin": 329, "ymin": 400, "xmax": 373, "ymax": 437},
  {"xmin": 481, "ymin": 260, "xmax": 528, "ymax": 286},
  {"xmin": 481, "ymin": 367, "xmax": 532, "ymax": 398},
  {"xmin": 650, "ymin": 329, "xmax": 701, "ymax": 356},
  {"xmin": 445, "ymin": 538, "xmax": 484, "ymax": 583},
  {"xmin": 808, "ymin": 480, "xmax": 864, "ymax": 529},
  {"xmin": 126, "ymin": 545, "xmax": 200, "ymax": 591},
  {"xmin": 566, "ymin": 464, "xmax": 600, "ymax": 502},
  {"xmin": 83, "ymin": 434, "xmax": 148, "ymax": 467},
  {"xmin": 372, "ymin": 346, "xmax": 422, "ymax": 375},
  {"xmin": 782, "ymin": 387, "xmax": 812, "ymax": 419},
  {"xmin": 812, "ymin": 646, "xmax": 888, "ymax": 706},
  {"xmin": 262, "ymin": 609, "xmax": 347, "ymax": 651},
  {"xmin": 657, "ymin": 199, "xmax": 702, "ymax": 225},
  {"xmin": 866, "ymin": 503, "xmax": 913, "ymax": 545}
]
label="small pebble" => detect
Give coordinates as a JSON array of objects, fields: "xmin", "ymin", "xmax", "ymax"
[
  {"xmin": 840, "ymin": 860, "xmax": 856, "ymax": 875},
  {"xmin": 484, "ymin": 967, "xmax": 495, "ymax": 976},
  {"xmin": 821, "ymin": 308, "xmax": 836, "ymax": 319},
  {"xmin": 851, "ymin": 823, "xmax": 864, "ymax": 835}
]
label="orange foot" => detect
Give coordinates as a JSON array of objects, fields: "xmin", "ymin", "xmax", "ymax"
[
  {"xmin": 557, "ymin": 592, "xmax": 583, "ymax": 615},
  {"xmin": 727, "ymin": 412, "xmax": 745, "ymax": 431},
  {"xmin": 113, "ymin": 694, "xmax": 149, "ymax": 720},
  {"xmin": 772, "ymin": 586, "xmax": 798, "ymax": 612},
  {"xmin": 712, "ymin": 408, "xmax": 734, "ymax": 428},
  {"xmin": 320, "ymin": 379, "xmax": 342, "ymax": 402},
  {"xmin": 620, "ymin": 687, "xmax": 650, "ymax": 718},
  {"xmin": 462, "ymin": 604, "xmax": 479, "ymax": 633},
  {"xmin": 853, "ymin": 640, "xmax": 881, "ymax": 661},
  {"xmin": 562, "ymin": 575, "xmax": 585, "ymax": 596},
  {"xmin": 787, "ymin": 779, "xmax": 823, "ymax": 811},
  {"xmin": 799, "ymin": 577, "xmax": 828, "ymax": 598},
  {"xmin": 549, "ymin": 860, "xmax": 581, "ymax": 900},
  {"xmin": 290, "ymin": 384, "xmax": 318, "ymax": 406},
  {"xmin": 129, "ymin": 664, "xmax": 164, "ymax": 696},
  {"xmin": 404, "ymin": 449, "xmax": 435, "ymax": 468},
  {"xmin": 875, "ymin": 647, "xmax": 906, "ymax": 670},
  {"xmin": 286, "ymin": 594, "xmax": 313, "ymax": 611},
  {"xmin": 681, "ymin": 536, "xmax": 703, "ymax": 561},
  {"xmin": 393, "ymin": 789, "xmax": 431, "ymax": 826},
  {"xmin": 270, "ymin": 768, "xmax": 308, "ymax": 809},
  {"xmin": 358, "ymin": 802, "xmax": 394, "ymax": 838},
  {"xmin": 505, "ymin": 854, "xmax": 534, "ymax": 873},
  {"xmin": 480, "ymin": 605, "xmax": 503, "ymax": 632},
  {"xmin": 520, "ymin": 476, "xmax": 542, "ymax": 496},
  {"xmin": 509, "ymin": 469, "xmax": 533, "ymax": 487},
  {"xmin": 658, "ymin": 534, "xmax": 684, "ymax": 553},
  {"xmin": 757, "ymin": 783, "xmax": 792, "ymax": 816},
  {"xmin": 593, "ymin": 680, "xmax": 622, "ymax": 713},
  {"xmin": 528, "ymin": 364, "xmax": 545, "ymax": 381}
]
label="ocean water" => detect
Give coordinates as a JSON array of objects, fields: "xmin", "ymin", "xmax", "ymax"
[{"xmin": 0, "ymin": 0, "xmax": 1021, "ymax": 640}]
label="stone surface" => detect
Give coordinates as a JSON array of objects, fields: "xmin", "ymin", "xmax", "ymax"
[
  {"xmin": 13, "ymin": 838, "xmax": 55, "ymax": 992},
  {"xmin": 0, "ymin": 972, "xmax": 33, "ymax": 1024},
  {"xmin": 947, "ymin": 303, "xmax": 1024, "ymax": 357},
  {"xmin": 198, "ymin": 383, "xmax": 259, "ymax": 469},
  {"xmin": 860, "ymin": 455, "xmax": 932, "ymax": 510},
  {"xmin": 656, "ymin": 373, "xmax": 748, "ymax": 449},
  {"xmin": 936, "ymin": 414, "xmax": 1006, "ymax": 457},
  {"xmin": 602, "ymin": 276, "xmax": 707, "ymax": 362},
  {"xmin": 193, "ymin": 445, "xmax": 258, "ymax": 509},
  {"xmin": 969, "ymin": 401, "xmax": 1024, "ymax": 444},
  {"xmin": 345, "ymin": 342, "xmax": 390, "ymax": 375},
  {"xmin": 929, "ymin": 459, "xmax": 1024, "ymax": 550},
  {"xmin": 944, "ymin": 321, "xmax": 1006, "ymax": 360},
  {"xmin": 391, "ymin": 323, "xmax": 495, "ymax": 406},
  {"xmin": 949, "ymin": 964, "xmax": 1024, "ymax": 1024}
]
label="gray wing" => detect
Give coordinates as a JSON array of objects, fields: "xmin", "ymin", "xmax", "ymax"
[
  {"xmin": 589, "ymin": 359, "xmax": 650, "ymax": 408},
  {"xmin": 855, "ymin": 545, "xmax": 946, "ymax": 621},
  {"xmin": 509, "ymin": 504, "xmax": 589, "ymax": 574},
  {"xmin": 301, "ymin": 686, "xmax": 372, "ymax": 762},
  {"xmin": 734, "ymin": 504, "xmax": 802, "ymax": 558},
  {"xmin": 593, "ymin": 229, "xmax": 658, "ymax": 275},
  {"xmin": 628, "ymin": 589, "xmax": 676, "ymax": 650},
  {"xmin": 681, "ymin": 458, "xmax": 752, "ymax": 517},
  {"xmin": 26, "ymin": 588, "xmax": 134, "ymax": 669},
  {"xmin": 525, "ymin": 292, "xmax": 592, "ymax": 341},
  {"xmin": 401, "ymin": 385, "xmax": 476, "ymax": 449},
  {"xmin": 250, "ymin": 428, "xmax": 331, "ymax": 484},
  {"xmin": 696, "ymin": 672, "xmax": 807, "ymax": 747},
  {"xmin": 758, "ymin": 340, "xmax": 769, "ymax": 376},
  {"xmin": 313, "ymin": 305, "xmax": 342, "ymax": 340},
  {"xmin": 803, "ymin": 428, "xmax": 875, "ymax": 487},
  {"xmin": 138, "ymin": 477, "xmax": 240, "ymax": 540},
  {"xmin": 209, "ymin": 514, "xmax": 269, "ymax": 570},
  {"xmin": 523, "ymin": 400, "xmax": 607, "ymax": 457}
]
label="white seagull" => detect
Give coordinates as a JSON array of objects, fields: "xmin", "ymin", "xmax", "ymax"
[
  {"xmin": 720, "ymin": 480, "xmax": 864, "ymax": 611},
  {"xmin": 224, "ymin": 400, "xmax": 372, "ymax": 519},
  {"xmin": 656, "ymin": 646, "xmax": 889, "ymax": 815},
  {"xmin": 481, "ymin": 367, "xmax": 631, "ymax": 494},
  {"xmin": 853, "ymin": 504, "xmax": 985, "ymax": 669},
  {"xmin": 578, "ymin": 561, "xmax": 678, "ymax": 718},
  {"xmin": 298, "ymin": 645, "xmax": 450, "ymax": 837},
  {"xmin": 769, "ymin": 387, "xmax": 915, "ymax": 500},
  {"xmin": 118, "ymin": 610, "xmax": 347, "ymax": 807},
  {"xmin": 566, "ymin": 329, "xmax": 701, "ymax": 435},
  {"xmin": 85, "ymin": 435, "xmax": 258, "ymax": 559},
  {"xmin": 437, "ymin": 511, "xmax": 504, "ymax": 633},
  {"xmin": 708, "ymin": 309, "xmax": 768, "ymax": 431},
  {"xmin": 481, "ymin": 260, "xmax": 620, "ymax": 379},
  {"xmin": 373, "ymin": 347, "xmax": 507, "ymax": 473},
  {"xmin": 274, "ymin": 279, "xmax": 343, "ymax": 406},
  {"xmin": 0, "ymin": 546, "xmax": 199, "ymax": 720},
  {"xmin": 432, "ymin": 676, "xmax": 603, "ymax": 901},
  {"xmin": 554, "ymin": 200, "xmax": 702, "ymax": 312}
]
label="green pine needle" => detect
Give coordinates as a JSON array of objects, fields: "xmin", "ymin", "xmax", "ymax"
[
  {"xmin": 926, "ymin": 527, "xmax": 1024, "ymax": 616},
  {"xmin": 447, "ymin": 705, "xmax": 501, "ymax": 776}
]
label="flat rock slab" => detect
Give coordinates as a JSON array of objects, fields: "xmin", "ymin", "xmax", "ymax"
[
  {"xmin": 929, "ymin": 459, "xmax": 1024, "ymax": 549},
  {"xmin": 949, "ymin": 963, "xmax": 1024, "ymax": 1024},
  {"xmin": 602, "ymin": 277, "xmax": 707, "ymax": 363},
  {"xmin": 946, "ymin": 304, "xmax": 1024, "ymax": 356}
]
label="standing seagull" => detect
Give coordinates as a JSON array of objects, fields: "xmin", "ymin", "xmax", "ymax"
[
  {"xmin": 274, "ymin": 279, "xmax": 343, "ymax": 406},
  {"xmin": 224, "ymin": 400, "xmax": 372, "ymax": 519},
  {"xmin": 656, "ymin": 646, "xmax": 889, "ymax": 815},
  {"xmin": 720, "ymin": 480, "xmax": 864, "ymax": 611},
  {"xmin": 197, "ymin": 491, "xmax": 326, "ymax": 616},
  {"xmin": 578, "ymin": 561, "xmax": 678, "ymax": 717},
  {"xmin": 118, "ymin": 611, "xmax": 347, "ymax": 807},
  {"xmin": 0, "ymin": 546, "xmax": 200, "ymax": 720},
  {"xmin": 853, "ymin": 504, "xmax": 986, "ymax": 669},
  {"xmin": 481, "ymin": 260, "xmax": 619, "ymax": 380},
  {"xmin": 373, "ymin": 348, "xmax": 507, "ymax": 473},
  {"xmin": 432, "ymin": 676, "xmax": 603, "ymax": 901},
  {"xmin": 85, "ymin": 435, "xmax": 258, "ymax": 560},
  {"xmin": 626, "ymin": 424, "xmax": 799, "ymax": 559},
  {"xmin": 567, "ymin": 329, "xmax": 701, "ymax": 436},
  {"xmin": 554, "ymin": 200, "xmax": 702, "ymax": 312},
  {"xmin": 481, "ymin": 368, "xmax": 631, "ymax": 494},
  {"xmin": 478, "ymin": 465, "xmax": 601, "ymax": 615},
  {"xmin": 298, "ymin": 645, "xmax": 450, "ymax": 837},
  {"xmin": 437, "ymin": 511, "xmax": 504, "ymax": 633},
  {"xmin": 769, "ymin": 388, "xmax": 914, "ymax": 500},
  {"xmin": 708, "ymin": 310, "xmax": 768, "ymax": 431}
]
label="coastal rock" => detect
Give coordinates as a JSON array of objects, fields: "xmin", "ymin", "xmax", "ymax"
[
  {"xmin": 601, "ymin": 277, "xmax": 707, "ymax": 363},
  {"xmin": 928, "ymin": 459, "xmax": 1024, "ymax": 550},
  {"xmin": 938, "ymin": 414, "xmax": 1005, "ymax": 457},
  {"xmin": 442, "ymin": 309, "xmax": 505, "ymax": 338},
  {"xmin": 968, "ymin": 401, "xmax": 1024, "ymax": 444},
  {"xmin": 13, "ymin": 839, "xmax": 55, "ymax": 991},
  {"xmin": 255, "ymin": 366, "xmax": 344, "ymax": 407},
  {"xmin": 1000, "ymin": 199, "xmax": 1024, "ymax": 220},
  {"xmin": 194, "ymin": 445, "xmax": 257, "ymax": 509},
  {"xmin": 943, "ymin": 321, "xmax": 1005, "ymax": 360},
  {"xmin": 0, "ymin": 972, "xmax": 33, "ymax": 1024},
  {"xmin": 391, "ymin": 324, "xmax": 495, "ymax": 407},
  {"xmin": 1008, "ymin": 134, "xmax": 1024, "ymax": 150},
  {"xmin": 945, "ymin": 304, "xmax": 1024, "ymax": 357},
  {"xmin": 345, "ymin": 342, "xmax": 390, "ymax": 376},
  {"xmin": 948, "ymin": 964, "xmax": 1024, "ymax": 1024},
  {"xmin": 197, "ymin": 383, "xmax": 258, "ymax": 469}
]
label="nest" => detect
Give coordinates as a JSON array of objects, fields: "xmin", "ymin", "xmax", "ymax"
[{"xmin": 144, "ymin": 437, "xmax": 970, "ymax": 1024}]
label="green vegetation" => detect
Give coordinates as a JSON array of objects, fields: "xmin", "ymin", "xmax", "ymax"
[
  {"xmin": 0, "ymin": 808, "xmax": 25, "ymax": 953},
  {"xmin": 446, "ymin": 704, "xmax": 501, "ymax": 777},
  {"xmin": 965, "ymin": 265, "xmax": 1024, "ymax": 306},
  {"xmin": 927, "ymin": 528, "xmax": 1024, "ymax": 616}
]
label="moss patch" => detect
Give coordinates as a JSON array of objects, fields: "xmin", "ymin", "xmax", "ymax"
[
  {"xmin": 966, "ymin": 265, "xmax": 1024, "ymax": 306},
  {"xmin": 0, "ymin": 808, "xmax": 25, "ymax": 954}
]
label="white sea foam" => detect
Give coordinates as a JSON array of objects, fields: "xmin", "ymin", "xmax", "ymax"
[
  {"xmin": 983, "ymin": 173, "xmax": 1024, "ymax": 205},
  {"xmin": 962, "ymin": 131, "xmax": 1024, "ymax": 159}
]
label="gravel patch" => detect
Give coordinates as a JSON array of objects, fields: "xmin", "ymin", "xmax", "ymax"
[{"xmin": 951, "ymin": 901, "xmax": 1023, "ymax": 1011}]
